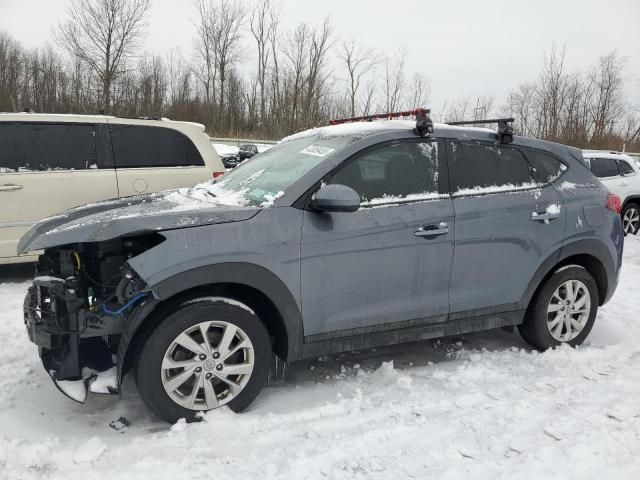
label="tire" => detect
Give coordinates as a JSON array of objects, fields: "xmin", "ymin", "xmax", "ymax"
[
  {"xmin": 135, "ymin": 297, "xmax": 271, "ymax": 423},
  {"xmin": 622, "ymin": 203, "xmax": 640, "ymax": 236},
  {"xmin": 518, "ymin": 266, "xmax": 598, "ymax": 350}
]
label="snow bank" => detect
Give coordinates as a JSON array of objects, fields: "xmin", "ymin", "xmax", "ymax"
[{"xmin": 2, "ymin": 238, "xmax": 640, "ymax": 478}]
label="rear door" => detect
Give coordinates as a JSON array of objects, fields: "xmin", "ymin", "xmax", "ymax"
[
  {"xmin": 109, "ymin": 124, "xmax": 212, "ymax": 196},
  {"xmin": 300, "ymin": 139, "xmax": 454, "ymax": 338},
  {"xmin": 0, "ymin": 122, "xmax": 117, "ymax": 259},
  {"xmin": 446, "ymin": 140, "xmax": 567, "ymax": 315}
]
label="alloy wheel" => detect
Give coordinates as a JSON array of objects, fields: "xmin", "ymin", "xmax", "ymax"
[
  {"xmin": 161, "ymin": 321, "xmax": 255, "ymax": 410},
  {"xmin": 546, "ymin": 279, "xmax": 591, "ymax": 342},
  {"xmin": 623, "ymin": 207, "xmax": 640, "ymax": 235}
]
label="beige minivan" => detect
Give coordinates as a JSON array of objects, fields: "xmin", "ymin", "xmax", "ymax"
[{"xmin": 0, "ymin": 113, "xmax": 225, "ymax": 264}]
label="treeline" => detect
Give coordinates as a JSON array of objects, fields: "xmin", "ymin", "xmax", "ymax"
[{"xmin": 0, "ymin": 0, "xmax": 638, "ymax": 150}]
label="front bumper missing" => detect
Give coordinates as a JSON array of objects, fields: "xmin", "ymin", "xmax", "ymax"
[{"xmin": 24, "ymin": 277, "xmax": 119, "ymax": 403}]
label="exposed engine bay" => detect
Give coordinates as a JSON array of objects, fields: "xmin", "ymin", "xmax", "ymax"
[{"xmin": 23, "ymin": 234, "xmax": 164, "ymax": 401}]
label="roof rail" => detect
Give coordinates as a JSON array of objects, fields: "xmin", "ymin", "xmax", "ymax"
[
  {"xmin": 114, "ymin": 115, "xmax": 167, "ymax": 121},
  {"xmin": 446, "ymin": 117, "xmax": 515, "ymax": 144},
  {"xmin": 328, "ymin": 108, "xmax": 434, "ymax": 138}
]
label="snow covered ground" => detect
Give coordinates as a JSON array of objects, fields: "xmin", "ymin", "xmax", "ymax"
[
  {"xmin": 211, "ymin": 142, "xmax": 274, "ymax": 156},
  {"xmin": 2, "ymin": 238, "xmax": 640, "ymax": 479}
]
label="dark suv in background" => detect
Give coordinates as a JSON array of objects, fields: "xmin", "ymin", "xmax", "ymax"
[
  {"xmin": 238, "ymin": 143, "xmax": 259, "ymax": 160},
  {"xmin": 20, "ymin": 112, "xmax": 623, "ymax": 423}
]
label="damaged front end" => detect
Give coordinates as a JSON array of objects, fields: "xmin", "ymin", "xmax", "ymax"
[{"xmin": 23, "ymin": 235, "xmax": 162, "ymax": 403}]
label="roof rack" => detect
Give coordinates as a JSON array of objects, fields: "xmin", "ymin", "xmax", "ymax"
[
  {"xmin": 114, "ymin": 115, "xmax": 166, "ymax": 121},
  {"xmin": 446, "ymin": 117, "xmax": 515, "ymax": 144},
  {"xmin": 329, "ymin": 108, "xmax": 434, "ymax": 138}
]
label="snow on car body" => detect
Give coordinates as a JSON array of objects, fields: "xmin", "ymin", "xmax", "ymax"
[{"xmin": 19, "ymin": 113, "xmax": 623, "ymax": 422}]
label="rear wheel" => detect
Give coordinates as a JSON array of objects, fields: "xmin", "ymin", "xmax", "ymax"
[
  {"xmin": 519, "ymin": 266, "xmax": 598, "ymax": 350},
  {"xmin": 135, "ymin": 297, "xmax": 271, "ymax": 423},
  {"xmin": 622, "ymin": 203, "xmax": 640, "ymax": 236}
]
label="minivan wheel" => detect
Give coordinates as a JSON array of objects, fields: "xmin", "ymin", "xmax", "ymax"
[
  {"xmin": 622, "ymin": 203, "xmax": 640, "ymax": 235},
  {"xmin": 135, "ymin": 298, "xmax": 271, "ymax": 423},
  {"xmin": 518, "ymin": 266, "xmax": 598, "ymax": 350}
]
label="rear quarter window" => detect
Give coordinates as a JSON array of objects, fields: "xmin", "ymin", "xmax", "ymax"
[
  {"xmin": 589, "ymin": 158, "xmax": 620, "ymax": 178},
  {"xmin": 110, "ymin": 125, "xmax": 205, "ymax": 168}
]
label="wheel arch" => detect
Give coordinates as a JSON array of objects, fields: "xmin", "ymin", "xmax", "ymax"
[
  {"xmin": 622, "ymin": 196, "xmax": 640, "ymax": 210},
  {"xmin": 524, "ymin": 240, "xmax": 613, "ymax": 310},
  {"xmin": 117, "ymin": 263, "xmax": 303, "ymax": 382}
]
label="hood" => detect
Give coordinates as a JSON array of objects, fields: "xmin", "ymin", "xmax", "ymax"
[{"xmin": 18, "ymin": 187, "xmax": 260, "ymax": 254}]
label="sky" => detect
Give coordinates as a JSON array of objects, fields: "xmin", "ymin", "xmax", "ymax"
[{"xmin": 0, "ymin": 0, "xmax": 638, "ymax": 114}]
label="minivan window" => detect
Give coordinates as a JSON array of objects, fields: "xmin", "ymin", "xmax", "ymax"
[
  {"xmin": 328, "ymin": 140, "xmax": 439, "ymax": 203},
  {"xmin": 448, "ymin": 141, "xmax": 535, "ymax": 194},
  {"xmin": 0, "ymin": 122, "xmax": 97, "ymax": 172},
  {"xmin": 110, "ymin": 125, "xmax": 205, "ymax": 168},
  {"xmin": 589, "ymin": 158, "xmax": 619, "ymax": 178},
  {"xmin": 618, "ymin": 160, "xmax": 634, "ymax": 175}
]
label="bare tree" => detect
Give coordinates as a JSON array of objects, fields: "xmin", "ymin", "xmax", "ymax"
[
  {"xmin": 57, "ymin": 0, "xmax": 151, "ymax": 110},
  {"xmin": 382, "ymin": 48, "xmax": 407, "ymax": 113},
  {"xmin": 340, "ymin": 39, "xmax": 381, "ymax": 117},
  {"xmin": 250, "ymin": 0, "xmax": 278, "ymax": 126},
  {"xmin": 214, "ymin": 0, "xmax": 246, "ymax": 119}
]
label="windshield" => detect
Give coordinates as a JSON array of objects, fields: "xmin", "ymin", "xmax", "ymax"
[{"xmin": 205, "ymin": 134, "xmax": 357, "ymax": 207}]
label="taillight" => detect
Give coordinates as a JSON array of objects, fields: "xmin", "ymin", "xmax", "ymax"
[
  {"xmin": 213, "ymin": 171, "xmax": 225, "ymax": 179},
  {"xmin": 605, "ymin": 193, "xmax": 622, "ymax": 214}
]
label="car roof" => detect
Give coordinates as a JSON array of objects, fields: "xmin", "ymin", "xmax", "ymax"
[
  {"xmin": 582, "ymin": 150, "xmax": 636, "ymax": 163},
  {"xmin": 281, "ymin": 120, "xmax": 497, "ymax": 143},
  {"xmin": 0, "ymin": 112, "xmax": 206, "ymax": 133}
]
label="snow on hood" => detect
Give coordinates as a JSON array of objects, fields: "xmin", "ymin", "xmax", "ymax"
[{"xmin": 18, "ymin": 185, "xmax": 260, "ymax": 254}]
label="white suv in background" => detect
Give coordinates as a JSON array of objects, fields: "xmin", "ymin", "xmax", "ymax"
[
  {"xmin": 583, "ymin": 150, "xmax": 640, "ymax": 235},
  {"xmin": 0, "ymin": 114, "xmax": 224, "ymax": 264}
]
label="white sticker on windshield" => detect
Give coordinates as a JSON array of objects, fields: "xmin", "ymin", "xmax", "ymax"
[{"xmin": 299, "ymin": 145, "xmax": 334, "ymax": 157}]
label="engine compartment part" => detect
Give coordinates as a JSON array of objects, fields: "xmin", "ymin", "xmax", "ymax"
[{"xmin": 23, "ymin": 235, "xmax": 162, "ymax": 389}]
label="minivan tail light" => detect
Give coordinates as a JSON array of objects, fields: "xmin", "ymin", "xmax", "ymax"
[
  {"xmin": 605, "ymin": 193, "xmax": 622, "ymax": 214},
  {"xmin": 213, "ymin": 171, "xmax": 225, "ymax": 179}
]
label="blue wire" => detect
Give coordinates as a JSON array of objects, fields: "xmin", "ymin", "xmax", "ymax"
[{"xmin": 101, "ymin": 292, "xmax": 150, "ymax": 316}]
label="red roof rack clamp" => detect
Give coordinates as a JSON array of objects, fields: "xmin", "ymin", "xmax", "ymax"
[{"xmin": 329, "ymin": 108, "xmax": 433, "ymax": 138}]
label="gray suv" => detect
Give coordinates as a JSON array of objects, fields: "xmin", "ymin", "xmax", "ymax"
[{"xmin": 21, "ymin": 114, "xmax": 623, "ymax": 423}]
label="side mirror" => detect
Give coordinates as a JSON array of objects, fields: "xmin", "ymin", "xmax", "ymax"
[{"xmin": 310, "ymin": 184, "xmax": 360, "ymax": 213}]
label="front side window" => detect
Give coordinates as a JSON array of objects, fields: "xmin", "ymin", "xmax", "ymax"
[
  {"xmin": 589, "ymin": 158, "xmax": 619, "ymax": 178},
  {"xmin": 110, "ymin": 125, "xmax": 205, "ymax": 168},
  {"xmin": 448, "ymin": 141, "xmax": 535, "ymax": 194},
  {"xmin": 327, "ymin": 140, "xmax": 439, "ymax": 204},
  {"xmin": 618, "ymin": 160, "xmax": 635, "ymax": 176},
  {"xmin": 0, "ymin": 122, "xmax": 96, "ymax": 172}
]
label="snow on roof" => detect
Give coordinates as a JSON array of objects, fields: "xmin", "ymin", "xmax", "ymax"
[{"xmin": 281, "ymin": 120, "xmax": 496, "ymax": 143}]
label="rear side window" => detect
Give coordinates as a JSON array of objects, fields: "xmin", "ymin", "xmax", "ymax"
[
  {"xmin": 0, "ymin": 122, "xmax": 97, "ymax": 172},
  {"xmin": 110, "ymin": 125, "xmax": 204, "ymax": 168},
  {"xmin": 526, "ymin": 149, "xmax": 566, "ymax": 183},
  {"xmin": 447, "ymin": 141, "xmax": 535, "ymax": 194},
  {"xmin": 618, "ymin": 160, "xmax": 634, "ymax": 175},
  {"xmin": 328, "ymin": 140, "xmax": 439, "ymax": 203},
  {"xmin": 589, "ymin": 158, "xmax": 619, "ymax": 178}
]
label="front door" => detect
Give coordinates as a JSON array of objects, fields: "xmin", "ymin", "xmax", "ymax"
[
  {"xmin": 300, "ymin": 139, "xmax": 454, "ymax": 338},
  {"xmin": 446, "ymin": 140, "xmax": 568, "ymax": 314},
  {"xmin": 0, "ymin": 122, "xmax": 118, "ymax": 259}
]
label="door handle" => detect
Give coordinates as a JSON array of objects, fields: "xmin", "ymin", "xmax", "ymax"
[
  {"xmin": 0, "ymin": 184, "xmax": 23, "ymax": 192},
  {"xmin": 415, "ymin": 222, "xmax": 449, "ymax": 237},
  {"xmin": 531, "ymin": 211, "xmax": 560, "ymax": 222}
]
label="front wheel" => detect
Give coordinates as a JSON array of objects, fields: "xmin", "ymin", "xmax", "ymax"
[
  {"xmin": 135, "ymin": 298, "xmax": 271, "ymax": 423},
  {"xmin": 519, "ymin": 266, "xmax": 598, "ymax": 350},
  {"xmin": 622, "ymin": 203, "xmax": 640, "ymax": 236}
]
